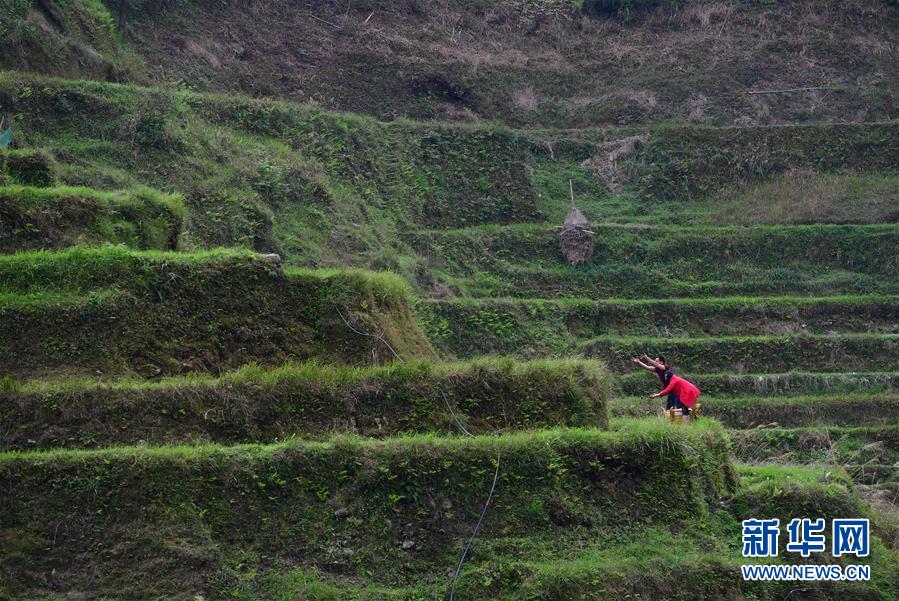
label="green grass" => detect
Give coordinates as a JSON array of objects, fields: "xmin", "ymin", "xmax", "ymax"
[
  {"xmin": 534, "ymin": 170, "xmax": 898, "ymax": 228},
  {"xmin": 419, "ymin": 294, "xmax": 899, "ymax": 358},
  {"xmin": 633, "ymin": 122, "xmax": 899, "ymax": 201},
  {"xmin": 4, "ymin": 442, "xmax": 893, "ymax": 600},
  {"xmin": 731, "ymin": 463, "xmax": 864, "ymax": 520},
  {"xmin": 229, "ymin": 535, "xmax": 899, "ymax": 601},
  {"xmin": 618, "ymin": 370, "xmax": 899, "ymax": 397},
  {"xmin": 581, "ymin": 333, "xmax": 899, "ymax": 373},
  {"xmin": 0, "ymin": 288, "xmax": 117, "ymax": 308},
  {"xmin": 1, "ymin": 358, "xmax": 612, "ymax": 449},
  {"xmin": 0, "ymin": 245, "xmax": 256, "ymax": 294},
  {"xmin": 0, "ymin": 148, "xmax": 56, "ymax": 186},
  {"xmin": 0, "ymin": 247, "xmax": 435, "ymax": 378},
  {"xmin": 611, "ymin": 393, "xmax": 899, "ymax": 428},
  {"xmin": 682, "ymin": 171, "xmax": 899, "ymax": 226},
  {"xmin": 0, "ymin": 184, "xmax": 184, "ymax": 252},
  {"xmin": 0, "ymin": 0, "xmax": 143, "ymax": 82},
  {"xmin": 434, "ymin": 263, "xmax": 893, "ymax": 299},
  {"xmin": 1, "ymin": 72, "xmax": 897, "ymax": 292},
  {"xmin": 0, "ymin": 5, "xmax": 898, "ymax": 600},
  {"xmin": 410, "ymin": 222, "xmax": 899, "ymax": 298},
  {"xmin": 0, "ymin": 72, "xmax": 545, "ymax": 272},
  {"xmin": 0, "ymin": 246, "xmax": 411, "ymax": 299},
  {"xmin": 730, "ymin": 464, "xmax": 899, "ymax": 579},
  {"xmin": 415, "ymin": 222, "xmax": 899, "ymax": 275},
  {"xmin": 730, "ymin": 464, "xmax": 899, "ymax": 560},
  {"xmin": 0, "ymin": 422, "xmax": 736, "ymax": 599},
  {"xmin": 737, "ymin": 463, "xmax": 854, "ymax": 487},
  {"xmin": 730, "ymin": 425, "xmax": 899, "ymax": 465}
]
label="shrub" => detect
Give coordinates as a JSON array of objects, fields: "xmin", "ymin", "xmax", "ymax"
[
  {"xmin": 0, "ymin": 149, "xmax": 56, "ymax": 187},
  {"xmin": 0, "ymin": 184, "xmax": 184, "ymax": 252}
]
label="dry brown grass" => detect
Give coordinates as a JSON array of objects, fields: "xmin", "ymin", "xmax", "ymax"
[
  {"xmin": 511, "ymin": 86, "xmax": 539, "ymax": 111},
  {"xmin": 707, "ymin": 170, "xmax": 899, "ymax": 225},
  {"xmin": 675, "ymin": 2, "xmax": 735, "ymax": 29},
  {"xmin": 80, "ymin": 0, "xmax": 899, "ymax": 127},
  {"xmin": 687, "ymin": 93, "xmax": 708, "ymax": 122},
  {"xmin": 580, "ymin": 133, "xmax": 650, "ymax": 195}
]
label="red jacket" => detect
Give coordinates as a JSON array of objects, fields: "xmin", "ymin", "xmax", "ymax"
[{"xmin": 659, "ymin": 375, "xmax": 701, "ymax": 408}]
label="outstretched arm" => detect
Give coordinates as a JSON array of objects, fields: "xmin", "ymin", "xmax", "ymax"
[
  {"xmin": 641, "ymin": 354, "xmax": 665, "ymax": 370},
  {"xmin": 650, "ymin": 378, "xmax": 676, "ymax": 398},
  {"xmin": 631, "ymin": 356, "xmax": 655, "ymax": 371}
]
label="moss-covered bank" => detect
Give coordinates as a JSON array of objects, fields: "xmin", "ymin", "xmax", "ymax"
[
  {"xmin": 0, "ymin": 184, "xmax": 183, "ymax": 252},
  {"xmin": 0, "ymin": 247, "xmax": 435, "ymax": 379},
  {"xmin": 1, "ymin": 358, "xmax": 611, "ymax": 449},
  {"xmin": 0, "ymin": 422, "xmax": 735, "ymax": 599}
]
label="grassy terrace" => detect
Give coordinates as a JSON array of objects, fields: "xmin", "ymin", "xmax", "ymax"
[
  {"xmin": 611, "ymin": 393, "xmax": 899, "ymax": 428},
  {"xmin": 581, "ymin": 333, "xmax": 899, "ymax": 373},
  {"xmin": 732, "ymin": 464, "xmax": 867, "ymax": 525},
  {"xmin": 0, "ymin": 246, "xmax": 283, "ymax": 294},
  {"xmin": 0, "ymin": 359, "xmax": 611, "ymax": 449},
  {"xmin": 1, "ymin": 425, "xmax": 896, "ymax": 600},
  {"xmin": 0, "ymin": 147, "xmax": 894, "ymax": 599},
  {"xmin": 0, "ymin": 73, "xmax": 896, "ymax": 273},
  {"xmin": 737, "ymin": 464, "xmax": 898, "ymax": 552},
  {"xmin": 228, "ymin": 536, "xmax": 898, "ymax": 601},
  {"xmin": 0, "ymin": 184, "xmax": 184, "ymax": 252},
  {"xmin": 730, "ymin": 425, "xmax": 899, "ymax": 465},
  {"xmin": 410, "ymin": 223, "xmax": 899, "ymax": 298},
  {"xmin": 432, "ymin": 264, "xmax": 896, "ymax": 299},
  {"xmin": 414, "ymin": 222, "xmax": 899, "ymax": 266},
  {"xmin": 0, "ymin": 247, "xmax": 434, "ymax": 379},
  {"xmin": 412, "ymin": 223, "xmax": 899, "ymax": 273},
  {"xmin": 1, "ymin": 9, "xmax": 898, "ymax": 596},
  {"xmin": 0, "ymin": 72, "xmax": 547, "ymax": 264},
  {"xmin": 618, "ymin": 370, "xmax": 899, "ymax": 397},
  {"xmin": 0, "ymin": 421, "xmax": 737, "ymax": 599},
  {"xmin": 420, "ymin": 295, "xmax": 899, "ymax": 357}
]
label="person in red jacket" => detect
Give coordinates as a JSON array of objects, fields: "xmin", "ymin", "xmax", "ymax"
[
  {"xmin": 632, "ymin": 354, "xmax": 676, "ymax": 404},
  {"xmin": 650, "ymin": 374, "xmax": 701, "ymax": 416}
]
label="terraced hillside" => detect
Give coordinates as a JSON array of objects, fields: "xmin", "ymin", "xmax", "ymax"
[
  {"xmin": 413, "ymin": 174, "xmax": 899, "ymax": 577},
  {"xmin": 1, "ymin": 1, "xmax": 898, "ymax": 600},
  {"xmin": 416, "ymin": 190, "xmax": 899, "ymax": 549},
  {"xmin": 3, "ymin": 0, "xmax": 897, "ymax": 126}
]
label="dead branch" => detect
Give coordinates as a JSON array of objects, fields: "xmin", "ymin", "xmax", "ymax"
[
  {"xmin": 310, "ymin": 14, "xmax": 340, "ymax": 29},
  {"xmin": 334, "ymin": 304, "xmax": 400, "ymax": 360},
  {"xmin": 745, "ymin": 86, "xmax": 835, "ymax": 95}
]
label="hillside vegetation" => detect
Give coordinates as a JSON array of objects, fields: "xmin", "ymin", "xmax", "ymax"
[
  {"xmin": 2, "ymin": 0, "xmax": 897, "ymax": 126},
  {"xmin": 0, "ymin": 0, "xmax": 897, "ymax": 599}
]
